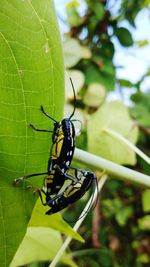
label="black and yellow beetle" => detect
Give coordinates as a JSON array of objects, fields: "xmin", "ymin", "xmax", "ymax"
[
  {"xmin": 14, "ymin": 79, "xmax": 97, "ymax": 216},
  {"xmin": 39, "ymin": 169, "xmax": 97, "ymax": 215},
  {"xmin": 14, "ymin": 78, "xmax": 79, "ymax": 196}
]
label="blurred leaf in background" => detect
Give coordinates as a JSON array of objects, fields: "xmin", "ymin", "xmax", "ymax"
[
  {"xmin": 60, "ymin": 0, "xmax": 150, "ymax": 266},
  {"xmin": 87, "ymin": 101, "xmax": 138, "ymax": 165},
  {"xmin": 10, "ymin": 198, "xmax": 83, "ymax": 267}
]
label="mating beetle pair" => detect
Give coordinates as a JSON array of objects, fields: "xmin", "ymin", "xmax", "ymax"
[{"xmin": 14, "ymin": 79, "xmax": 97, "ymax": 215}]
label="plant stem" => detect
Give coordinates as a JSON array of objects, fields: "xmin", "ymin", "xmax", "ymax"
[
  {"xmin": 74, "ymin": 148, "xmax": 150, "ymax": 187},
  {"xmin": 49, "ymin": 174, "xmax": 107, "ymax": 267},
  {"xmin": 103, "ymin": 127, "xmax": 150, "ymax": 165}
]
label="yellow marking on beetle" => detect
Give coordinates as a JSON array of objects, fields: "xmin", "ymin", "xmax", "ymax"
[
  {"xmin": 46, "ymin": 176, "xmax": 53, "ymax": 180},
  {"xmin": 45, "ymin": 179, "xmax": 53, "ymax": 184},
  {"xmin": 53, "ymin": 164, "xmax": 57, "ymax": 169},
  {"xmin": 47, "ymin": 173, "xmax": 54, "ymax": 178},
  {"xmin": 51, "ymin": 155, "xmax": 57, "ymax": 160},
  {"xmin": 64, "ymin": 185, "xmax": 78, "ymax": 198},
  {"xmin": 55, "ymin": 138, "xmax": 63, "ymax": 157},
  {"xmin": 46, "ymin": 176, "xmax": 54, "ymax": 179},
  {"xmin": 51, "ymin": 143, "xmax": 58, "ymax": 158}
]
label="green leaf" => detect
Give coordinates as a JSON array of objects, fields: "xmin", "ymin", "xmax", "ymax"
[
  {"xmin": 138, "ymin": 215, "xmax": 150, "ymax": 230},
  {"xmin": 80, "ymin": 46, "xmax": 92, "ymax": 59},
  {"xmin": 87, "ymin": 101, "xmax": 138, "ymax": 165},
  {"xmin": 101, "ymin": 60, "xmax": 115, "ymax": 76},
  {"xmin": 130, "ymin": 92, "xmax": 150, "ymax": 127},
  {"xmin": 66, "ymin": 0, "xmax": 80, "ymax": 8},
  {"xmin": 102, "ymin": 198, "xmax": 122, "ymax": 217},
  {"xmin": 100, "ymin": 41, "xmax": 115, "ymax": 60},
  {"xmin": 88, "ymin": 15, "xmax": 99, "ymax": 31},
  {"xmin": 131, "ymin": 92, "xmax": 150, "ymax": 108},
  {"xmin": 137, "ymin": 157, "xmax": 150, "ymax": 176},
  {"xmin": 66, "ymin": 1, "xmax": 82, "ymax": 27},
  {"xmin": 28, "ymin": 198, "xmax": 84, "ymax": 243},
  {"xmin": 142, "ymin": 190, "xmax": 150, "ymax": 212},
  {"xmin": 130, "ymin": 104, "xmax": 150, "ymax": 127},
  {"xmin": 115, "ymin": 27, "xmax": 134, "ymax": 47},
  {"xmin": 10, "ymin": 198, "xmax": 83, "ymax": 266},
  {"xmin": 63, "ymin": 38, "xmax": 82, "ymax": 68},
  {"xmin": 0, "ymin": 1, "xmax": 64, "ymax": 266},
  {"xmin": 136, "ymin": 39, "xmax": 149, "ymax": 47},
  {"xmin": 85, "ymin": 64, "xmax": 115, "ymax": 91},
  {"xmin": 10, "ymin": 227, "xmax": 77, "ymax": 267},
  {"xmin": 92, "ymin": 3, "xmax": 105, "ymax": 21},
  {"xmin": 115, "ymin": 206, "xmax": 133, "ymax": 226},
  {"xmin": 102, "ymin": 198, "xmax": 133, "ymax": 226},
  {"xmin": 119, "ymin": 79, "xmax": 134, "ymax": 88},
  {"xmin": 144, "ymin": 0, "xmax": 150, "ymax": 6},
  {"xmin": 137, "ymin": 253, "xmax": 150, "ymax": 264},
  {"xmin": 83, "ymin": 83, "xmax": 106, "ymax": 107}
]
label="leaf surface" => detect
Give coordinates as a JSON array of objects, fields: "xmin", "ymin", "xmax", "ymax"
[
  {"xmin": 63, "ymin": 38, "xmax": 82, "ymax": 68},
  {"xmin": 87, "ymin": 101, "xmax": 138, "ymax": 165},
  {"xmin": 28, "ymin": 198, "xmax": 84, "ymax": 243},
  {"xmin": 0, "ymin": 1, "xmax": 64, "ymax": 266},
  {"xmin": 115, "ymin": 27, "xmax": 133, "ymax": 47},
  {"xmin": 142, "ymin": 190, "xmax": 150, "ymax": 212},
  {"xmin": 10, "ymin": 227, "xmax": 78, "ymax": 267}
]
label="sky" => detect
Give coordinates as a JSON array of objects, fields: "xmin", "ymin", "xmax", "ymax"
[{"xmin": 54, "ymin": 0, "xmax": 150, "ymax": 95}]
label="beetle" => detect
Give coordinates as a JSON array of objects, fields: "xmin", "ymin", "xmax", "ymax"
[
  {"xmin": 14, "ymin": 78, "xmax": 80, "ymax": 196},
  {"xmin": 39, "ymin": 169, "xmax": 97, "ymax": 215}
]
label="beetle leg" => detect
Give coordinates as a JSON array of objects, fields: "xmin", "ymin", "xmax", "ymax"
[
  {"xmin": 14, "ymin": 171, "xmax": 48, "ymax": 184},
  {"xmin": 36, "ymin": 189, "xmax": 48, "ymax": 206},
  {"xmin": 55, "ymin": 165, "xmax": 76, "ymax": 181},
  {"xmin": 30, "ymin": 123, "xmax": 53, "ymax": 133}
]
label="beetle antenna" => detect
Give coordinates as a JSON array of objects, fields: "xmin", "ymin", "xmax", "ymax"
[
  {"xmin": 69, "ymin": 77, "xmax": 76, "ymax": 119},
  {"xmin": 76, "ymin": 177, "xmax": 98, "ymax": 221},
  {"xmin": 91, "ymin": 177, "xmax": 99, "ymax": 211}
]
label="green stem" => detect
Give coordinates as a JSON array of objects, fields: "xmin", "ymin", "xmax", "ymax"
[
  {"xmin": 74, "ymin": 148, "xmax": 150, "ymax": 187},
  {"xmin": 49, "ymin": 175, "xmax": 107, "ymax": 267}
]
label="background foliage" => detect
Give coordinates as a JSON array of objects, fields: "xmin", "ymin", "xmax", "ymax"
[{"xmin": 61, "ymin": 0, "xmax": 150, "ymax": 266}]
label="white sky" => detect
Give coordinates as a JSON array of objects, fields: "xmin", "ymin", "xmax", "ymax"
[{"xmin": 54, "ymin": 0, "xmax": 150, "ymax": 93}]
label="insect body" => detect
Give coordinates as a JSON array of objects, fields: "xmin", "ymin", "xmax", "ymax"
[
  {"xmin": 14, "ymin": 79, "xmax": 78, "ymax": 196},
  {"xmin": 14, "ymin": 79, "xmax": 96, "ymax": 216},
  {"xmin": 42, "ymin": 170, "xmax": 97, "ymax": 215},
  {"xmin": 45, "ymin": 117, "xmax": 76, "ymax": 195}
]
